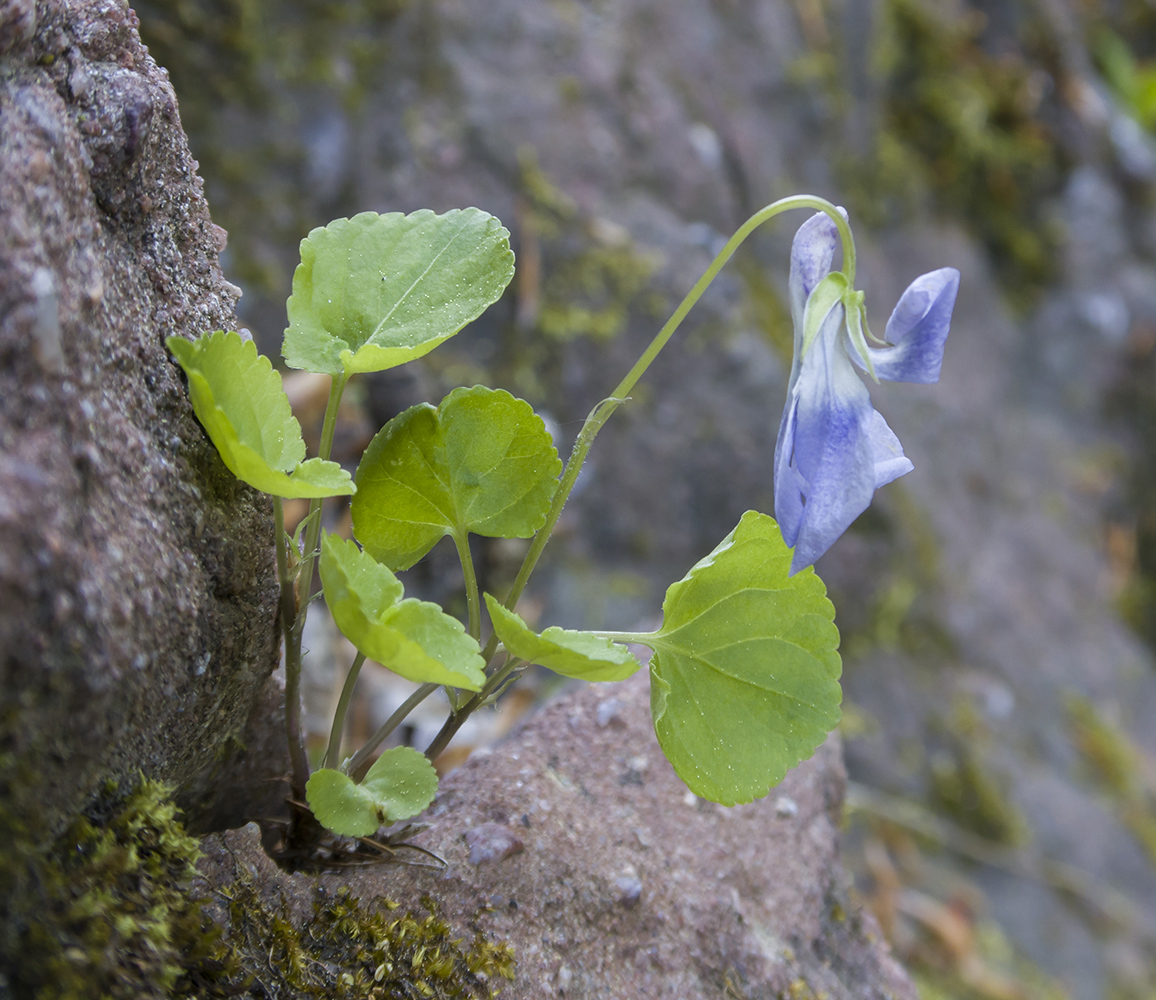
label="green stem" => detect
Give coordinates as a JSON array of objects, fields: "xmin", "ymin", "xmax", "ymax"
[
  {"xmin": 347, "ymin": 682, "xmax": 440, "ymax": 781},
  {"xmin": 423, "ymin": 657, "xmax": 523, "ymax": 762},
  {"xmin": 501, "ymin": 195, "xmax": 852, "ymax": 616},
  {"xmin": 593, "ymin": 630, "xmax": 656, "ymax": 645},
  {"xmin": 290, "ymin": 372, "xmax": 348, "ymax": 653},
  {"xmin": 453, "ymin": 531, "xmax": 482, "ymax": 641},
  {"xmin": 275, "ymin": 497, "xmax": 310, "ymax": 801},
  {"xmin": 324, "ymin": 651, "xmax": 367, "ymax": 770},
  {"xmin": 445, "ymin": 196, "xmax": 854, "ymax": 740},
  {"xmin": 281, "ymin": 372, "xmax": 349, "ymax": 799}
]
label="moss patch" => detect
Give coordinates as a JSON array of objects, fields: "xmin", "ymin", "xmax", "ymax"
[
  {"xmin": 797, "ymin": 0, "xmax": 1068, "ymax": 308},
  {"xmin": 221, "ymin": 878, "xmax": 515, "ymax": 999},
  {"xmin": 0, "ymin": 769, "xmax": 239, "ymax": 1000},
  {"xmin": 929, "ymin": 697, "xmax": 1028, "ymax": 848},
  {"xmin": 0, "ymin": 766, "xmax": 515, "ymax": 999},
  {"xmin": 515, "ymin": 147, "xmax": 662, "ymax": 345},
  {"xmin": 1067, "ymin": 694, "xmax": 1156, "ymax": 867}
]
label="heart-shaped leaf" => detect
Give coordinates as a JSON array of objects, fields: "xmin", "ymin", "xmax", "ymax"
[
  {"xmin": 361, "ymin": 745, "xmax": 439, "ymax": 821},
  {"xmin": 485, "ymin": 594, "xmax": 642, "ymax": 682},
  {"xmin": 352, "ymin": 386, "xmax": 562, "ymax": 570},
  {"xmin": 167, "ymin": 332, "xmax": 354, "ymax": 498},
  {"xmin": 282, "ymin": 209, "xmax": 515, "ymax": 376},
  {"xmin": 306, "ymin": 747, "xmax": 438, "ymax": 837},
  {"xmin": 320, "ymin": 533, "xmax": 485, "ymax": 690},
  {"xmin": 305, "ymin": 768, "xmax": 381, "ymax": 838},
  {"xmin": 646, "ymin": 511, "xmax": 841, "ymax": 806}
]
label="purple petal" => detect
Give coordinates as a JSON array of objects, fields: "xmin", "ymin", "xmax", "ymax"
[
  {"xmin": 774, "ymin": 305, "xmax": 877, "ymax": 574},
  {"xmin": 864, "ymin": 409, "xmax": 914, "ymax": 487},
  {"xmin": 788, "ymin": 213, "xmax": 839, "ymax": 333},
  {"xmin": 868, "ymin": 268, "xmax": 960, "ymax": 384}
]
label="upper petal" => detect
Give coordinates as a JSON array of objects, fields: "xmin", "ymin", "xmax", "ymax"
[
  {"xmin": 788, "ymin": 212, "xmax": 839, "ymax": 335},
  {"xmin": 866, "ymin": 267, "xmax": 960, "ymax": 384}
]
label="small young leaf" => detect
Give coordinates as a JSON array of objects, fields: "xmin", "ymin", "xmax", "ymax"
[
  {"xmin": 484, "ymin": 594, "xmax": 642, "ymax": 682},
  {"xmin": 320, "ymin": 533, "xmax": 485, "ymax": 690},
  {"xmin": 167, "ymin": 331, "xmax": 354, "ymax": 499},
  {"xmin": 647, "ymin": 511, "xmax": 841, "ymax": 806},
  {"xmin": 352, "ymin": 386, "xmax": 562, "ymax": 569},
  {"xmin": 283, "ymin": 209, "xmax": 515, "ymax": 376},
  {"xmin": 361, "ymin": 746, "xmax": 439, "ymax": 822},
  {"xmin": 306, "ymin": 768, "xmax": 382, "ymax": 838}
]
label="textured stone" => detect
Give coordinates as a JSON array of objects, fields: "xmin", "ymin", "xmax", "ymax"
[
  {"xmin": 0, "ymin": 0, "xmax": 281, "ymax": 833},
  {"xmin": 201, "ymin": 673, "xmax": 915, "ymax": 1000}
]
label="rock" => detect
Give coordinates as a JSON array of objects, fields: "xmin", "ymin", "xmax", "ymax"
[
  {"xmin": 200, "ymin": 673, "xmax": 915, "ymax": 1000},
  {"xmin": 0, "ymin": 0, "xmax": 281, "ymax": 840}
]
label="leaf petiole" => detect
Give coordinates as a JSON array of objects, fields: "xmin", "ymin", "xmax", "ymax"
[
  {"xmin": 453, "ymin": 531, "xmax": 482, "ymax": 641},
  {"xmin": 324, "ymin": 650, "xmax": 367, "ymax": 771}
]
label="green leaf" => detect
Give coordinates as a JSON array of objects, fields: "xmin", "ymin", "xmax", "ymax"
[
  {"xmin": 320, "ymin": 533, "xmax": 485, "ymax": 690},
  {"xmin": 306, "ymin": 768, "xmax": 382, "ymax": 838},
  {"xmin": 484, "ymin": 594, "xmax": 642, "ymax": 682},
  {"xmin": 647, "ymin": 511, "xmax": 841, "ymax": 806},
  {"xmin": 166, "ymin": 331, "xmax": 354, "ymax": 499},
  {"xmin": 361, "ymin": 746, "xmax": 439, "ymax": 822},
  {"xmin": 283, "ymin": 209, "xmax": 515, "ymax": 376},
  {"xmin": 352, "ymin": 386, "xmax": 562, "ymax": 570},
  {"xmin": 305, "ymin": 747, "xmax": 438, "ymax": 837}
]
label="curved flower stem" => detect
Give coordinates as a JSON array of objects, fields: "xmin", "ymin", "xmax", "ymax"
[
  {"xmin": 274, "ymin": 496, "xmax": 310, "ymax": 802},
  {"xmin": 347, "ymin": 682, "xmax": 440, "ymax": 781},
  {"xmin": 323, "ymin": 650, "xmax": 367, "ymax": 770},
  {"xmin": 500, "ymin": 195, "xmax": 853, "ymax": 617}
]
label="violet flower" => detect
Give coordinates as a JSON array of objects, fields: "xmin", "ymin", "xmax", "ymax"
[{"xmin": 774, "ymin": 212, "xmax": 960, "ymax": 574}]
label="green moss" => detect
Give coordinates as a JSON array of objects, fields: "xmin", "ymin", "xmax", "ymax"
[
  {"xmin": 221, "ymin": 876, "xmax": 515, "ymax": 999},
  {"xmin": 0, "ymin": 764, "xmax": 515, "ymax": 999},
  {"xmin": 516, "ymin": 148, "xmax": 662, "ymax": 345},
  {"xmin": 812, "ymin": 0, "xmax": 1068, "ymax": 308},
  {"xmin": 0, "ymin": 768, "xmax": 242, "ymax": 1000},
  {"xmin": 929, "ymin": 698, "xmax": 1028, "ymax": 847},
  {"xmin": 1066, "ymin": 694, "xmax": 1156, "ymax": 867},
  {"xmin": 135, "ymin": 0, "xmax": 413, "ymax": 297}
]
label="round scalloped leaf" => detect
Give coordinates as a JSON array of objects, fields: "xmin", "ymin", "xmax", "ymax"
[
  {"xmin": 485, "ymin": 594, "xmax": 642, "ymax": 682},
  {"xmin": 167, "ymin": 332, "xmax": 354, "ymax": 499},
  {"xmin": 320, "ymin": 533, "xmax": 485, "ymax": 690},
  {"xmin": 306, "ymin": 768, "xmax": 382, "ymax": 838},
  {"xmin": 361, "ymin": 746, "xmax": 439, "ymax": 822},
  {"xmin": 283, "ymin": 209, "xmax": 515, "ymax": 376},
  {"xmin": 648, "ymin": 511, "xmax": 841, "ymax": 806},
  {"xmin": 352, "ymin": 386, "xmax": 562, "ymax": 569}
]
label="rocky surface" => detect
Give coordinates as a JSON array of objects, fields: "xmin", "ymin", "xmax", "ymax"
[
  {"xmin": 0, "ymin": 0, "xmax": 282, "ymax": 836},
  {"xmin": 201, "ymin": 672, "xmax": 914, "ymax": 1000}
]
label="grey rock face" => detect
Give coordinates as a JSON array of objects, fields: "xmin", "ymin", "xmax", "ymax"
[
  {"xmin": 201, "ymin": 674, "xmax": 914, "ymax": 1000},
  {"xmin": 0, "ymin": 0, "xmax": 280, "ymax": 831}
]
